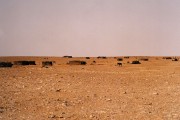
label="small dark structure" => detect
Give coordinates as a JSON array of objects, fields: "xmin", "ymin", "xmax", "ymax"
[
  {"xmin": 97, "ymin": 56, "xmax": 107, "ymax": 59},
  {"xmin": 163, "ymin": 57, "xmax": 172, "ymax": 59},
  {"xmin": 14, "ymin": 61, "xmax": 36, "ymax": 65},
  {"xmin": 68, "ymin": 60, "xmax": 87, "ymax": 65},
  {"xmin": 131, "ymin": 60, "xmax": 141, "ymax": 64},
  {"xmin": 124, "ymin": 56, "xmax": 129, "ymax": 59},
  {"xmin": 0, "ymin": 62, "xmax": 13, "ymax": 67},
  {"xmin": 117, "ymin": 58, "xmax": 123, "ymax": 61},
  {"xmin": 86, "ymin": 57, "xmax": 90, "ymax": 59},
  {"xmin": 117, "ymin": 63, "xmax": 122, "ymax": 66},
  {"xmin": 140, "ymin": 58, "xmax": 149, "ymax": 61},
  {"xmin": 42, "ymin": 61, "xmax": 53, "ymax": 67},
  {"xmin": 63, "ymin": 56, "xmax": 72, "ymax": 58}
]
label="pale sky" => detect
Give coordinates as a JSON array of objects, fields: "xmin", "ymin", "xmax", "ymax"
[{"xmin": 0, "ymin": 0, "xmax": 180, "ymax": 56}]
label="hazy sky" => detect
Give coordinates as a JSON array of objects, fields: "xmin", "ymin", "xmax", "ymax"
[{"xmin": 0, "ymin": 0, "xmax": 180, "ymax": 56}]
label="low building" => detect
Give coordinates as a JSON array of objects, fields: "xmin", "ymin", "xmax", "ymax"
[{"xmin": 68, "ymin": 60, "xmax": 87, "ymax": 65}]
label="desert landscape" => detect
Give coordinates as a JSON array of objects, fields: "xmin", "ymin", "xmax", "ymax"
[
  {"xmin": 0, "ymin": 56, "xmax": 180, "ymax": 120},
  {"xmin": 1, "ymin": 0, "xmax": 180, "ymax": 119}
]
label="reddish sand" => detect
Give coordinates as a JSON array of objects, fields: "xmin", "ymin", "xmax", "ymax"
[{"xmin": 0, "ymin": 56, "xmax": 180, "ymax": 119}]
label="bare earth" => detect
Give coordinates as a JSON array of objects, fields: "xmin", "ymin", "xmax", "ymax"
[{"xmin": 0, "ymin": 57, "xmax": 180, "ymax": 120}]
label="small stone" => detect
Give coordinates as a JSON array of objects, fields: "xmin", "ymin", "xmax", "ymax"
[
  {"xmin": 148, "ymin": 103, "xmax": 152, "ymax": 105},
  {"xmin": 48, "ymin": 114, "xmax": 56, "ymax": 118},
  {"xmin": 62, "ymin": 101, "xmax": 68, "ymax": 106},
  {"xmin": 56, "ymin": 89, "xmax": 61, "ymax": 92},
  {"xmin": 89, "ymin": 115, "xmax": 94, "ymax": 118},
  {"xmin": 106, "ymin": 99, "xmax": 112, "ymax": 102},
  {"xmin": 153, "ymin": 92, "xmax": 159, "ymax": 95},
  {"xmin": 62, "ymin": 112, "xmax": 65, "ymax": 114}
]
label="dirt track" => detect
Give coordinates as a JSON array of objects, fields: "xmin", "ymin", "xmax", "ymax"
[{"xmin": 0, "ymin": 57, "xmax": 180, "ymax": 120}]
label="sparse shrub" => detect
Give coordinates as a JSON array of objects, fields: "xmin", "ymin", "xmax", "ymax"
[
  {"xmin": 117, "ymin": 63, "xmax": 122, "ymax": 66},
  {"xmin": 172, "ymin": 58, "xmax": 178, "ymax": 61}
]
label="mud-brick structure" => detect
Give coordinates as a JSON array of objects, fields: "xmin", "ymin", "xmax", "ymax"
[
  {"xmin": 140, "ymin": 58, "xmax": 149, "ymax": 61},
  {"xmin": 117, "ymin": 58, "xmax": 123, "ymax": 61},
  {"xmin": 97, "ymin": 56, "xmax": 107, "ymax": 59},
  {"xmin": 63, "ymin": 56, "xmax": 72, "ymax": 58},
  {"xmin": 0, "ymin": 62, "xmax": 13, "ymax": 67},
  {"xmin": 68, "ymin": 60, "xmax": 87, "ymax": 65},
  {"xmin": 124, "ymin": 56, "xmax": 129, "ymax": 59},
  {"xmin": 163, "ymin": 57, "xmax": 172, "ymax": 59},
  {"xmin": 14, "ymin": 61, "xmax": 36, "ymax": 65},
  {"xmin": 42, "ymin": 61, "xmax": 55, "ymax": 67},
  {"xmin": 131, "ymin": 60, "xmax": 141, "ymax": 64}
]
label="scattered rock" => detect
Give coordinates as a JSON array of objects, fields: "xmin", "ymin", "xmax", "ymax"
[
  {"xmin": 62, "ymin": 112, "xmax": 65, "ymax": 114},
  {"xmin": 145, "ymin": 103, "xmax": 152, "ymax": 106},
  {"xmin": 153, "ymin": 92, "xmax": 159, "ymax": 95},
  {"xmin": 56, "ymin": 89, "xmax": 61, "ymax": 92},
  {"xmin": 62, "ymin": 101, "xmax": 68, "ymax": 107},
  {"xmin": 48, "ymin": 114, "xmax": 56, "ymax": 118},
  {"xmin": 148, "ymin": 103, "xmax": 152, "ymax": 105},
  {"xmin": 106, "ymin": 98, "xmax": 112, "ymax": 102},
  {"xmin": 0, "ymin": 107, "xmax": 5, "ymax": 113},
  {"xmin": 89, "ymin": 114, "xmax": 94, "ymax": 118},
  {"xmin": 131, "ymin": 60, "xmax": 141, "ymax": 64}
]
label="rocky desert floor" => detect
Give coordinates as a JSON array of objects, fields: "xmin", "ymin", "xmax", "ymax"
[{"xmin": 0, "ymin": 56, "xmax": 180, "ymax": 120}]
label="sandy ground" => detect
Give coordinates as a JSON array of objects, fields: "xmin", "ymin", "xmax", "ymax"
[{"xmin": 0, "ymin": 57, "xmax": 180, "ymax": 120}]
